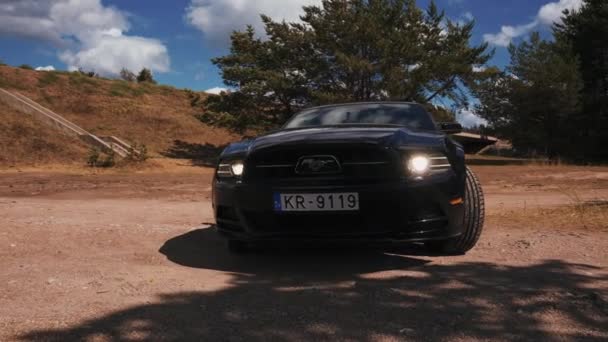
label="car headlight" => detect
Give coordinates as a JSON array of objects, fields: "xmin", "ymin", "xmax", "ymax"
[
  {"xmin": 403, "ymin": 153, "xmax": 452, "ymax": 177},
  {"xmin": 217, "ymin": 160, "xmax": 245, "ymax": 178},
  {"xmin": 407, "ymin": 155, "xmax": 430, "ymax": 175},
  {"xmin": 230, "ymin": 161, "xmax": 244, "ymax": 176}
]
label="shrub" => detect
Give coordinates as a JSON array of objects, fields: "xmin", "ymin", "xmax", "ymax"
[
  {"xmin": 136, "ymin": 82, "xmax": 155, "ymax": 95},
  {"xmin": 186, "ymin": 89, "xmax": 202, "ymax": 107},
  {"xmin": 87, "ymin": 148, "xmax": 116, "ymax": 167},
  {"xmin": 77, "ymin": 68, "xmax": 97, "ymax": 78},
  {"xmin": 109, "ymin": 81, "xmax": 131, "ymax": 97},
  {"xmin": 158, "ymin": 85, "xmax": 175, "ymax": 95},
  {"xmin": 38, "ymin": 72, "xmax": 60, "ymax": 87},
  {"xmin": 103, "ymin": 150, "xmax": 116, "ymax": 167},
  {"xmin": 120, "ymin": 68, "xmax": 136, "ymax": 82},
  {"xmin": 195, "ymin": 111, "xmax": 248, "ymax": 133},
  {"xmin": 137, "ymin": 68, "xmax": 156, "ymax": 84},
  {"xmin": 19, "ymin": 64, "xmax": 33, "ymax": 70},
  {"xmin": 109, "ymin": 81, "xmax": 146, "ymax": 97},
  {"xmin": 67, "ymin": 72, "xmax": 98, "ymax": 94},
  {"xmin": 87, "ymin": 148, "xmax": 100, "ymax": 166},
  {"xmin": 125, "ymin": 142, "xmax": 149, "ymax": 163}
]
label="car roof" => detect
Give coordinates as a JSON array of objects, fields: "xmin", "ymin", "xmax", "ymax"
[{"xmin": 302, "ymin": 101, "xmax": 422, "ymax": 111}]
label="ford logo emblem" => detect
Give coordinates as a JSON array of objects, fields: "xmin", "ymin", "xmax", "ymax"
[{"xmin": 295, "ymin": 155, "xmax": 342, "ymax": 174}]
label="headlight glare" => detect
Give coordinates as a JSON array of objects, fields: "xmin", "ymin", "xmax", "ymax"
[
  {"xmin": 217, "ymin": 160, "xmax": 245, "ymax": 178},
  {"xmin": 407, "ymin": 155, "xmax": 430, "ymax": 175},
  {"xmin": 230, "ymin": 161, "xmax": 244, "ymax": 176}
]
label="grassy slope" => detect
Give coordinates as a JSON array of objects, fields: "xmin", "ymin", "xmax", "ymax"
[
  {"xmin": 0, "ymin": 105, "xmax": 89, "ymax": 166},
  {"xmin": 0, "ymin": 66, "xmax": 239, "ymax": 166}
]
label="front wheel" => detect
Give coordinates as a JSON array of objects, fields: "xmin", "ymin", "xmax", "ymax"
[{"xmin": 427, "ymin": 166, "xmax": 485, "ymax": 255}]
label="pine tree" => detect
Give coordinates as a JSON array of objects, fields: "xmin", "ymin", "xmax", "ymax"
[
  {"xmin": 554, "ymin": 0, "xmax": 608, "ymax": 160},
  {"xmin": 137, "ymin": 68, "xmax": 156, "ymax": 84},
  {"xmin": 473, "ymin": 33, "xmax": 582, "ymax": 158},
  {"xmin": 209, "ymin": 0, "xmax": 492, "ymax": 129}
]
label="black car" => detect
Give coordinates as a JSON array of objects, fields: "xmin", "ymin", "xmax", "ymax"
[{"xmin": 212, "ymin": 102, "xmax": 484, "ymax": 254}]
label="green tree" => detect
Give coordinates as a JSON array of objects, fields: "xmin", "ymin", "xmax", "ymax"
[
  {"xmin": 425, "ymin": 104, "xmax": 456, "ymax": 122},
  {"xmin": 208, "ymin": 0, "xmax": 491, "ymax": 129},
  {"xmin": 554, "ymin": 0, "xmax": 608, "ymax": 160},
  {"xmin": 137, "ymin": 68, "xmax": 156, "ymax": 84},
  {"xmin": 473, "ymin": 33, "xmax": 582, "ymax": 158}
]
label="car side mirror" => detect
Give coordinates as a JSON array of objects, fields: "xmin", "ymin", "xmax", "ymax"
[{"xmin": 439, "ymin": 122, "xmax": 463, "ymax": 134}]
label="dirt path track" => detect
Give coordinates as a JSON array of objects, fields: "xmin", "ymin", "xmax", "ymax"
[{"xmin": 1, "ymin": 165, "xmax": 607, "ymax": 341}]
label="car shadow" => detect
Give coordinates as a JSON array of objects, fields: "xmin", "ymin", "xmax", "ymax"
[
  {"xmin": 158, "ymin": 227, "xmax": 432, "ymax": 276},
  {"xmin": 20, "ymin": 226, "xmax": 608, "ymax": 341}
]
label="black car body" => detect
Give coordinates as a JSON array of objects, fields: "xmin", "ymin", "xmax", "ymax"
[{"xmin": 212, "ymin": 102, "xmax": 484, "ymax": 252}]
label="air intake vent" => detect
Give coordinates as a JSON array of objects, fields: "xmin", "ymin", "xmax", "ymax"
[{"xmin": 429, "ymin": 155, "xmax": 451, "ymax": 172}]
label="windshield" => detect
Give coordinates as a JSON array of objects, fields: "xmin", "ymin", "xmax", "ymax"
[{"xmin": 284, "ymin": 103, "xmax": 436, "ymax": 130}]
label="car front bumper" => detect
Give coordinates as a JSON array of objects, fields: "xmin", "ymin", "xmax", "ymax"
[{"xmin": 212, "ymin": 173, "xmax": 465, "ymax": 242}]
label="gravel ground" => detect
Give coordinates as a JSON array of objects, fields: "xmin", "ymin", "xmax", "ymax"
[{"xmin": 0, "ymin": 165, "xmax": 607, "ymax": 341}]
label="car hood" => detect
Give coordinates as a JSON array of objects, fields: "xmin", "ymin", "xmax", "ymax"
[{"xmin": 221, "ymin": 126, "xmax": 447, "ymax": 157}]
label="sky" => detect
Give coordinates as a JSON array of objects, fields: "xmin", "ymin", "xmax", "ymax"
[{"xmin": 0, "ymin": 0, "xmax": 584, "ymax": 126}]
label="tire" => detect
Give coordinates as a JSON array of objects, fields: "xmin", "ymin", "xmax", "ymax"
[
  {"xmin": 227, "ymin": 240, "xmax": 249, "ymax": 254},
  {"xmin": 427, "ymin": 166, "xmax": 485, "ymax": 255}
]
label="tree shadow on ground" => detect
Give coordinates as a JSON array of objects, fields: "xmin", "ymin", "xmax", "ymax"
[
  {"xmin": 21, "ymin": 227, "xmax": 608, "ymax": 341},
  {"xmin": 161, "ymin": 140, "xmax": 226, "ymax": 167}
]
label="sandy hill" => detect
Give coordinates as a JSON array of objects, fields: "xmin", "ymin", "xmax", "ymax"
[{"xmin": 0, "ymin": 65, "xmax": 239, "ymax": 167}]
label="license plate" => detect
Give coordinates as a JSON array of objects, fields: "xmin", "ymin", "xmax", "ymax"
[{"xmin": 273, "ymin": 192, "xmax": 359, "ymax": 211}]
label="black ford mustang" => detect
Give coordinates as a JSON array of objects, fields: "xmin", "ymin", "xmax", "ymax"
[{"xmin": 212, "ymin": 102, "xmax": 484, "ymax": 254}]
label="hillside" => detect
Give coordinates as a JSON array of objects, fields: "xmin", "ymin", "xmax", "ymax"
[
  {"xmin": 0, "ymin": 104, "xmax": 89, "ymax": 166},
  {"xmin": 0, "ymin": 65, "xmax": 239, "ymax": 166}
]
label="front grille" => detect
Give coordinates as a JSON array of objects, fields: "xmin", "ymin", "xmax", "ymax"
[{"xmin": 246, "ymin": 144, "xmax": 399, "ymax": 183}]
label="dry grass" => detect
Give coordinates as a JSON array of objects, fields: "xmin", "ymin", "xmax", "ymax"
[
  {"xmin": 0, "ymin": 65, "xmax": 240, "ymax": 166},
  {"xmin": 488, "ymin": 202, "xmax": 608, "ymax": 231},
  {"xmin": 471, "ymin": 164, "xmax": 608, "ymax": 191},
  {"xmin": 0, "ymin": 157, "xmax": 216, "ymax": 176},
  {"xmin": 0, "ymin": 106, "xmax": 89, "ymax": 166}
]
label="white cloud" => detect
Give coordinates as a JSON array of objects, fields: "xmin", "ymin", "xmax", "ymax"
[
  {"xmin": 538, "ymin": 0, "xmax": 583, "ymax": 25},
  {"xmin": 483, "ymin": 21, "xmax": 538, "ymax": 47},
  {"xmin": 483, "ymin": 0, "xmax": 583, "ymax": 47},
  {"xmin": 59, "ymin": 32, "xmax": 169, "ymax": 76},
  {"xmin": 186, "ymin": 0, "xmax": 322, "ymax": 44},
  {"xmin": 0, "ymin": 0, "xmax": 170, "ymax": 76},
  {"xmin": 0, "ymin": 1, "xmax": 62, "ymax": 45},
  {"xmin": 462, "ymin": 11, "xmax": 474, "ymax": 21},
  {"xmin": 204, "ymin": 87, "xmax": 228, "ymax": 95},
  {"xmin": 457, "ymin": 108, "xmax": 487, "ymax": 128},
  {"xmin": 35, "ymin": 65, "xmax": 55, "ymax": 71}
]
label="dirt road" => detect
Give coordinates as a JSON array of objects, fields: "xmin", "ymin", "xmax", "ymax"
[{"xmin": 1, "ymin": 165, "xmax": 607, "ymax": 341}]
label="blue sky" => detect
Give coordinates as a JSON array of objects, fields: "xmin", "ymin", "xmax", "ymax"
[{"xmin": 0, "ymin": 0, "xmax": 582, "ymax": 124}]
